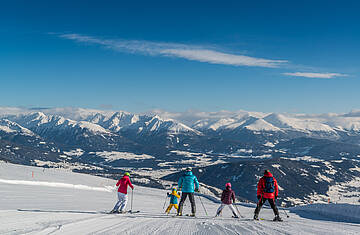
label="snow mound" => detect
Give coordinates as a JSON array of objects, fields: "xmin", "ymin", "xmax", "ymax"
[{"xmin": 291, "ymin": 203, "xmax": 360, "ymax": 223}]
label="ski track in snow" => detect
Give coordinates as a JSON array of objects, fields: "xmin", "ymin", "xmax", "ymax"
[
  {"xmin": 0, "ymin": 179, "xmax": 112, "ymax": 192},
  {"xmin": 1, "ymin": 163, "xmax": 360, "ymax": 234}
]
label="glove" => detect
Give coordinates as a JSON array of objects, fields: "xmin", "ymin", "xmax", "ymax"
[
  {"xmin": 275, "ymin": 196, "xmax": 278, "ymax": 200},
  {"xmin": 257, "ymin": 195, "xmax": 261, "ymax": 200},
  {"xmin": 167, "ymin": 192, "xmax": 170, "ymax": 196},
  {"xmin": 195, "ymin": 188, "xmax": 200, "ymax": 193}
]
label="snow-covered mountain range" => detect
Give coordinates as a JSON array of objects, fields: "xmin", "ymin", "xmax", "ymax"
[
  {"xmin": 2, "ymin": 107, "xmax": 360, "ymax": 137},
  {"xmin": 2, "ymin": 107, "xmax": 360, "ymax": 206}
]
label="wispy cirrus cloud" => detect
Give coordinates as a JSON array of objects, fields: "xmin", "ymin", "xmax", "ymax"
[
  {"xmin": 283, "ymin": 72, "xmax": 347, "ymax": 79},
  {"xmin": 58, "ymin": 33, "xmax": 287, "ymax": 68}
]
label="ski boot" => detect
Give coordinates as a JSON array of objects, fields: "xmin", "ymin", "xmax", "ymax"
[
  {"xmin": 273, "ymin": 215, "xmax": 283, "ymax": 222},
  {"xmin": 176, "ymin": 212, "xmax": 182, "ymax": 216},
  {"xmin": 253, "ymin": 214, "xmax": 259, "ymax": 220},
  {"xmin": 189, "ymin": 213, "xmax": 196, "ymax": 217},
  {"xmin": 109, "ymin": 209, "xmax": 118, "ymax": 214}
]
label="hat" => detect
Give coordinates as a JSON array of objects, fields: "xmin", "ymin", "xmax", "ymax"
[
  {"xmin": 225, "ymin": 182, "xmax": 231, "ymax": 188},
  {"xmin": 124, "ymin": 172, "xmax": 130, "ymax": 176},
  {"xmin": 186, "ymin": 167, "xmax": 192, "ymax": 172}
]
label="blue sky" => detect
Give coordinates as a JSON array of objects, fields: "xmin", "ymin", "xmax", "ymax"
[{"xmin": 1, "ymin": 0, "xmax": 359, "ymax": 113}]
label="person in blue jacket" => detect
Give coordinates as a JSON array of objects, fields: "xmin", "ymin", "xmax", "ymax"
[{"xmin": 177, "ymin": 167, "xmax": 200, "ymax": 217}]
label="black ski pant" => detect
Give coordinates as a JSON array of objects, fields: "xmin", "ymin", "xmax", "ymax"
[
  {"xmin": 254, "ymin": 198, "xmax": 279, "ymax": 216},
  {"xmin": 178, "ymin": 192, "xmax": 196, "ymax": 214}
]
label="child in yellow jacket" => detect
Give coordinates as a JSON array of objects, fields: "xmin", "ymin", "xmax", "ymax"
[{"xmin": 165, "ymin": 187, "xmax": 180, "ymax": 214}]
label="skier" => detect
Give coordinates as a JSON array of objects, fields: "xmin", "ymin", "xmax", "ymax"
[
  {"xmin": 177, "ymin": 167, "xmax": 199, "ymax": 217},
  {"xmin": 165, "ymin": 187, "xmax": 180, "ymax": 214},
  {"xmin": 215, "ymin": 182, "xmax": 239, "ymax": 218},
  {"xmin": 254, "ymin": 170, "xmax": 282, "ymax": 221},
  {"xmin": 110, "ymin": 172, "xmax": 134, "ymax": 214}
]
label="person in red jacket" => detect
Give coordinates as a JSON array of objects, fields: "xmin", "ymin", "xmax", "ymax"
[
  {"xmin": 215, "ymin": 182, "xmax": 239, "ymax": 218},
  {"xmin": 110, "ymin": 172, "xmax": 134, "ymax": 213},
  {"xmin": 254, "ymin": 170, "xmax": 282, "ymax": 221}
]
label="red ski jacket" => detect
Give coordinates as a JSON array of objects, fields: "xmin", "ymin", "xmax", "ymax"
[
  {"xmin": 221, "ymin": 187, "xmax": 236, "ymax": 205},
  {"xmin": 257, "ymin": 172, "xmax": 278, "ymax": 199},
  {"xmin": 116, "ymin": 175, "xmax": 134, "ymax": 194}
]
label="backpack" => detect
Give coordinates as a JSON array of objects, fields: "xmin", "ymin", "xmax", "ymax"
[{"xmin": 264, "ymin": 176, "xmax": 275, "ymax": 193}]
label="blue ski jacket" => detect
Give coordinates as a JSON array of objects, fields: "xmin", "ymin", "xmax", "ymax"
[{"xmin": 178, "ymin": 171, "xmax": 199, "ymax": 193}]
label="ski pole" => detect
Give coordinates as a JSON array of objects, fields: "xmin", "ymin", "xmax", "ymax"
[
  {"xmin": 163, "ymin": 193, "xmax": 168, "ymax": 210},
  {"xmin": 282, "ymin": 200, "xmax": 290, "ymax": 218},
  {"xmin": 254, "ymin": 194, "xmax": 263, "ymax": 219},
  {"xmin": 256, "ymin": 194, "xmax": 263, "ymax": 210},
  {"xmin": 277, "ymin": 199, "xmax": 289, "ymax": 218},
  {"xmin": 197, "ymin": 194, "xmax": 208, "ymax": 216},
  {"xmin": 131, "ymin": 188, "xmax": 134, "ymax": 212},
  {"xmin": 282, "ymin": 207, "xmax": 290, "ymax": 218},
  {"xmin": 234, "ymin": 204, "xmax": 244, "ymax": 218}
]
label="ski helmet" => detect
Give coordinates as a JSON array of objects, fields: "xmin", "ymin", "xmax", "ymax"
[
  {"xmin": 186, "ymin": 167, "xmax": 192, "ymax": 172},
  {"xmin": 225, "ymin": 182, "xmax": 231, "ymax": 188},
  {"xmin": 124, "ymin": 172, "xmax": 130, "ymax": 176}
]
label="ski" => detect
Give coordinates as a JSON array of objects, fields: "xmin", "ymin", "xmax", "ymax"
[
  {"xmin": 171, "ymin": 214, "xmax": 196, "ymax": 218},
  {"xmin": 127, "ymin": 210, "xmax": 140, "ymax": 214},
  {"xmin": 254, "ymin": 218, "xmax": 284, "ymax": 222},
  {"xmin": 185, "ymin": 214, "xmax": 196, "ymax": 217},
  {"xmin": 107, "ymin": 210, "xmax": 140, "ymax": 214},
  {"xmin": 252, "ymin": 218, "xmax": 265, "ymax": 221}
]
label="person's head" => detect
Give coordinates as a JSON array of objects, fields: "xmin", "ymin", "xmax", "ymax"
[
  {"xmin": 264, "ymin": 170, "xmax": 270, "ymax": 175},
  {"xmin": 185, "ymin": 167, "xmax": 192, "ymax": 172},
  {"xmin": 225, "ymin": 182, "xmax": 231, "ymax": 188},
  {"xmin": 124, "ymin": 172, "xmax": 130, "ymax": 177},
  {"xmin": 172, "ymin": 187, "xmax": 177, "ymax": 192}
]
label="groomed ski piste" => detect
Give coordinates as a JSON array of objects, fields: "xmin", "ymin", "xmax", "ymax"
[{"xmin": 1, "ymin": 162, "xmax": 360, "ymax": 234}]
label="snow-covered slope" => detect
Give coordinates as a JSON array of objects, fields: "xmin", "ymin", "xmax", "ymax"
[
  {"xmin": 1, "ymin": 162, "xmax": 360, "ymax": 235},
  {"xmin": 244, "ymin": 118, "xmax": 282, "ymax": 132},
  {"xmin": 263, "ymin": 113, "xmax": 337, "ymax": 133}
]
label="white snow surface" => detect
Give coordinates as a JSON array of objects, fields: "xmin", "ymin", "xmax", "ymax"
[
  {"xmin": 95, "ymin": 151, "xmax": 155, "ymax": 161},
  {"xmin": 1, "ymin": 162, "xmax": 360, "ymax": 234},
  {"xmin": 63, "ymin": 149, "xmax": 85, "ymax": 157}
]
